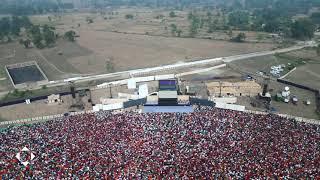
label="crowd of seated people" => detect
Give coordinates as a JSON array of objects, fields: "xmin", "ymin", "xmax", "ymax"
[{"xmin": 0, "ymin": 107, "xmax": 319, "ymax": 178}]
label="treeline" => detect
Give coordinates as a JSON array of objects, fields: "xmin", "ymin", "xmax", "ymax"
[
  {"xmin": 0, "ymin": 16, "xmax": 57, "ymax": 48},
  {"xmin": 0, "ymin": 0, "xmax": 73, "ymax": 15},
  {"xmin": 0, "ymin": 16, "xmax": 32, "ymax": 42},
  {"xmin": 88, "ymin": 0, "xmax": 320, "ymax": 12},
  {"xmin": 1, "ymin": 0, "xmax": 320, "ymax": 15},
  {"xmin": 0, "ymin": 16, "xmax": 76, "ymax": 48},
  {"xmin": 180, "ymin": 6, "xmax": 319, "ymax": 40}
]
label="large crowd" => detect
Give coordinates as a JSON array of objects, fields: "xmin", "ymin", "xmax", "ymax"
[{"xmin": 0, "ymin": 107, "xmax": 319, "ymax": 179}]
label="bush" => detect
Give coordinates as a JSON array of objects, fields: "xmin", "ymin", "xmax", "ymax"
[
  {"xmin": 125, "ymin": 14, "xmax": 134, "ymax": 19},
  {"xmin": 169, "ymin": 11, "xmax": 176, "ymax": 18}
]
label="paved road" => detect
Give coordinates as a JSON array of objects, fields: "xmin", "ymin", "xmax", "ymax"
[
  {"xmin": 53, "ymin": 43, "xmax": 315, "ymax": 86},
  {"xmin": 222, "ymin": 45, "xmax": 315, "ymax": 63},
  {"xmin": 0, "ymin": 42, "xmax": 317, "ymax": 98}
]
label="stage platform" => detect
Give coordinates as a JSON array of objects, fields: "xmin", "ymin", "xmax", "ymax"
[{"xmin": 143, "ymin": 106, "xmax": 193, "ymax": 113}]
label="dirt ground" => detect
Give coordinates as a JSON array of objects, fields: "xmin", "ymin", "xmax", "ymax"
[
  {"xmin": 0, "ymin": 41, "xmax": 80, "ymax": 91},
  {"xmin": 282, "ymin": 49, "xmax": 320, "ymax": 90},
  {"xmin": 29, "ymin": 10, "xmax": 275, "ymax": 75},
  {"xmin": 269, "ymin": 80, "xmax": 318, "ymax": 119},
  {"xmin": 72, "ymin": 30, "xmax": 274, "ymax": 73},
  {"xmin": 184, "ymin": 65, "xmax": 319, "ymax": 119},
  {"xmin": 30, "ymin": 8, "xmax": 274, "ymax": 42},
  {"xmin": 0, "ymin": 95, "xmax": 92, "ymax": 121},
  {"xmin": 230, "ymin": 48, "xmax": 320, "ymax": 91},
  {"xmin": 0, "ymin": 10, "xmax": 276, "ymax": 93},
  {"xmin": 229, "ymin": 81, "xmax": 319, "ymax": 119}
]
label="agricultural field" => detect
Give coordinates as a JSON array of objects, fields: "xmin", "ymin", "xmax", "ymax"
[
  {"xmin": 37, "ymin": 9, "xmax": 275, "ymax": 73},
  {"xmin": 0, "ymin": 8, "xmax": 277, "ymax": 93},
  {"xmin": 30, "ymin": 8, "xmax": 276, "ymax": 42}
]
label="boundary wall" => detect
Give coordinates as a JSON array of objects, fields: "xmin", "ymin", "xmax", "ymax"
[{"xmin": 5, "ymin": 61, "xmax": 49, "ymax": 89}]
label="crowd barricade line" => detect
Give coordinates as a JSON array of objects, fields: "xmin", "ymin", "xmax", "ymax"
[{"xmin": 245, "ymin": 110, "xmax": 319, "ymax": 125}]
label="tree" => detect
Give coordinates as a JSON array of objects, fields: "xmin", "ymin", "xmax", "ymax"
[
  {"xmin": 189, "ymin": 15, "xmax": 200, "ymax": 37},
  {"xmin": 11, "ymin": 16, "xmax": 22, "ymax": 35},
  {"xmin": 20, "ymin": 16, "xmax": 32, "ymax": 28},
  {"xmin": 19, "ymin": 39, "xmax": 31, "ymax": 48},
  {"xmin": 170, "ymin": 24, "xmax": 177, "ymax": 36},
  {"xmin": 231, "ymin": 32, "xmax": 246, "ymax": 42},
  {"xmin": 32, "ymin": 33, "xmax": 44, "ymax": 48},
  {"xmin": 64, "ymin": 30, "xmax": 76, "ymax": 41},
  {"xmin": 317, "ymin": 44, "xmax": 320, "ymax": 56},
  {"xmin": 43, "ymin": 25, "xmax": 56, "ymax": 45},
  {"xmin": 227, "ymin": 29, "xmax": 233, "ymax": 38},
  {"xmin": 188, "ymin": 12, "xmax": 193, "ymax": 20},
  {"xmin": 228, "ymin": 11, "xmax": 249, "ymax": 29},
  {"xmin": 125, "ymin": 14, "xmax": 134, "ymax": 19},
  {"xmin": 29, "ymin": 25, "xmax": 44, "ymax": 48},
  {"xmin": 106, "ymin": 58, "xmax": 114, "ymax": 73},
  {"xmin": 311, "ymin": 12, "xmax": 320, "ymax": 25},
  {"xmin": 86, "ymin": 17, "xmax": 94, "ymax": 24},
  {"xmin": 169, "ymin": 11, "xmax": 176, "ymax": 18},
  {"xmin": 0, "ymin": 17, "xmax": 10, "ymax": 36},
  {"xmin": 291, "ymin": 18, "xmax": 315, "ymax": 40},
  {"xmin": 176, "ymin": 29, "xmax": 182, "ymax": 37}
]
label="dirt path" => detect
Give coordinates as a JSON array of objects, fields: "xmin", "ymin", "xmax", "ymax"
[
  {"xmin": 34, "ymin": 50, "xmax": 92, "ymax": 77},
  {"xmin": 0, "ymin": 48, "xmax": 15, "ymax": 60}
]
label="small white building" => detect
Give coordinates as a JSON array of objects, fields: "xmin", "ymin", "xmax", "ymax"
[{"xmin": 47, "ymin": 94, "xmax": 62, "ymax": 105}]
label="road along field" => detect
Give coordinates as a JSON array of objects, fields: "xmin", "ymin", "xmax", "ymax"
[
  {"xmin": 0, "ymin": 19, "xmax": 276, "ymax": 93},
  {"xmin": 72, "ymin": 30, "xmax": 275, "ymax": 74}
]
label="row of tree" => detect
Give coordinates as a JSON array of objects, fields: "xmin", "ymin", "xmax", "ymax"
[
  {"xmin": 27, "ymin": 25, "xmax": 57, "ymax": 48},
  {"xmin": 0, "ymin": 15, "xmax": 77, "ymax": 48},
  {"xmin": 182, "ymin": 8, "xmax": 318, "ymax": 40},
  {"xmin": 0, "ymin": 0, "xmax": 75, "ymax": 15},
  {"xmin": 0, "ymin": 16, "xmax": 32, "ymax": 41}
]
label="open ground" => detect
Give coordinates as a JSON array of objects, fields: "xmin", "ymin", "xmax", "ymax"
[
  {"xmin": 0, "ymin": 9, "xmax": 276, "ymax": 92},
  {"xmin": 230, "ymin": 48, "xmax": 320, "ymax": 90},
  {"xmin": 228, "ymin": 48, "xmax": 320, "ymax": 119}
]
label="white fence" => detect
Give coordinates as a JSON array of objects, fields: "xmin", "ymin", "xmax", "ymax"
[
  {"xmin": 0, "ymin": 110, "xmax": 95, "ymax": 126},
  {"xmin": 95, "ymin": 62, "xmax": 227, "ymax": 90},
  {"xmin": 96, "ymin": 74, "xmax": 176, "ymax": 89},
  {"xmin": 176, "ymin": 64, "xmax": 226, "ymax": 77},
  {"xmin": 129, "ymin": 58, "xmax": 223, "ymax": 76},
  {"xmin": 1, "ymin": 108, "xmax": 319, "ymax": 126}
]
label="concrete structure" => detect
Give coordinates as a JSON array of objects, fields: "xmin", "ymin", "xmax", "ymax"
[
  {"xmin": 5, "ymin": 61, "xmax": 49, "ymax": 89},
  {"xmin": 47, "ymin": 94, "xmax": 62, "ymax": 105},
  {"xmin": 206, "ymin": 80, "xmax": 262, "ymax": 97},
  {"xmin": 100, "ymin": 98, "xmax": 127, "ymax": 105},
  {"xmin": 138, "ymin": 84, "xmax": 149, "ymax": 98},
  {"xmin": 215, "ymin": 102, "xmax": 246, "ymax": 111},
  {"xmin": 210, "ymin": 97, "xmax": 237, "ymax": 104}
]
